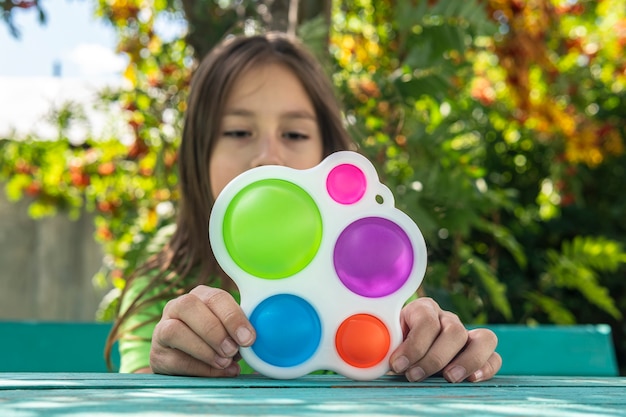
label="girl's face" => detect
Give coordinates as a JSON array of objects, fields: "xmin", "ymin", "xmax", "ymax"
[{"xmin": 209, "ymin": 63, "xmax": 324, "ymax": 198}]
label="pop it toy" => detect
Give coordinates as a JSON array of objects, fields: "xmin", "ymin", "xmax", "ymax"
[{"xmin": 208, "ymin": 151, "xmax": 427, "ymax": 380}]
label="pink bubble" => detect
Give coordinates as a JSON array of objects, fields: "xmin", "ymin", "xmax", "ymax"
[{"xmin": 326, "ymin": 164, "xmax": 366, "ymax": 205}]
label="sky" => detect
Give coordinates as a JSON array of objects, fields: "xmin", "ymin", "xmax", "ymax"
[
  {"xmin": 0, "ymin": 0, "xmax": 128, "ymax": 140},
  {"xmin": 0, "ymin": 0, "xmax": 123, "ymax": 79}
]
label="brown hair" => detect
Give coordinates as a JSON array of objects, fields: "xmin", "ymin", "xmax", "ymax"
[{"xmin": 105, "ymin": 32, "xmax": 355, "ymax": 368}]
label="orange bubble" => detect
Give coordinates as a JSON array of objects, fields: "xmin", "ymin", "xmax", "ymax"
[{"xmin": 335, "ymin": 314, "xmax": 390, "ymax": 368}]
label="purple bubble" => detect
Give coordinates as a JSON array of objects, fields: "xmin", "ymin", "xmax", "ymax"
[{"xmin": 334, "ymin": 217, "xmax": 414, "ymax": 298}]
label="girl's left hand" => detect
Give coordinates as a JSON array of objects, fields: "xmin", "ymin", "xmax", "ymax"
[{"xmin": 389, "ymin": 297, "xmax": 502, "ymax": 383}]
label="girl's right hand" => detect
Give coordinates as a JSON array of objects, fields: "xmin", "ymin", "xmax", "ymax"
[{"xmin": 149, "ymin": 285, "xmax": 256, "ymax": 376}]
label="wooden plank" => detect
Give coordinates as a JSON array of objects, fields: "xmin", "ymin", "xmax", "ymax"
[
  {"xmin": 1, "ymin": 374, "xmax": 625, "ymax": 390},
  {"xmin": 0, "ymin": 375, "xmax": 625, "ymax": 417},
  {"xmin": 1, "ymin": 321, "xmax": 620, "ymax": 377},
  {"xmin": 0, "ymin": 195, "xmax": 106, "ymax": 321},
  {"xmin": 476, "ymin": 324, "xmax": 619, "ymax": 376},
  {"xmin": 0, "ymin": 322, "xmax": 119, "ymax": 372}
]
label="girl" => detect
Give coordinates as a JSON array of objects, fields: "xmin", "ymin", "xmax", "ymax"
[{"xmin": 107, "ymin": 32, "xmax": 501, "ymax": 383}]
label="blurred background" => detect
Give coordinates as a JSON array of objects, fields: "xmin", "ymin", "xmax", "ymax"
[{"xmin": 1, "ymin": 0, "xmax": 624, "ymax": 374}]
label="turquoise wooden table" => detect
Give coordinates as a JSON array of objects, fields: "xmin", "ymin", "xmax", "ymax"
[{"xmin": 0, "ymin": 373, "xmax": 624, "ymax": 416}]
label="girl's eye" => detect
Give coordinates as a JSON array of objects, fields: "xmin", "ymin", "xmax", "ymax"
[
  {"xmin": 223, "ymin": 130, "xmax": 251, "ymax": 138},
  {"xmin": 283, "ymin": 132, "xmax": 309, "ymax": 140}
]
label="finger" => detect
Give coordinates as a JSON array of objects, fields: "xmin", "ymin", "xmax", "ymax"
[
  {"xmin": 150, "ymin": 336, "xmax": 241, "ymax": 377},
  {"xmin": 162, "ymin": 292, "xmax": 236, "ymax": 359},
  {"xmin": 163, "ymin": 286, "xmax": 255, "ymax": 358},
  {"xmin": 442, "ymin": 328, "xmax": 499, "ymax": 383},
  {"xmin": 407, "ymin": 312, "xmax": 467, "ymax": 381},
  {"xmin": 389, "ymin": 298, "xmax": 440, "ymax": 376},
  {"xmin": 467, "ymin": 351, "xmax": 502, "ymax": 382},
  {"xmin": 390, "ymin": 298, "xmax": 468, "ymax": 381},
  {"xmin": 389, "ymin": 300, "xmax": 439, "ymax": 374},
  {"xmin": 153, "ymin": 317, "xmax": 234, "ymax": 370},
  {"xmin": 390, "ymin": 300, "xmax": 439, "ymax": 373},
  {"xmin": 190, "ymin": 286, "xmax": 256, "ymax": 347}
]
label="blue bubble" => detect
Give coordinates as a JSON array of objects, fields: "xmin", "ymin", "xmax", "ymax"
[{"xmin": 249, "ymin": 294, "xmax": 321, "ymax": 367}]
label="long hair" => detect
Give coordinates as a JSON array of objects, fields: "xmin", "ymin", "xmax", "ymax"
[{"xmin": 106, "ymin": 32, "xmax": 355, "ymax": 368}]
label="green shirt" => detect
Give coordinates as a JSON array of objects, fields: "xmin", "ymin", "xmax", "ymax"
[
  {"xmin": 117, "ymin": 273, "xmax": 167, "ymax": 373},
  {"xmin": 118, "ymin": 274, "xmax": 254, "ymax": 374},
  {"xmin": 117, "ymin": 225, "xmax": 252, "ymax": 374}
]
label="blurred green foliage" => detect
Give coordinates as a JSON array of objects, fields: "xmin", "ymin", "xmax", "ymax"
[{"xmin": 1, "ymin": 0, "xmax": 625, "ymax": 373}]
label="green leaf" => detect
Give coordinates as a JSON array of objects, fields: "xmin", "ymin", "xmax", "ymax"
[
  {"xmin": 4, "ymin": 175, "xmax": 29, "ymax": 201},
  {"xmin": 394, "ymin": 73, "xmax": 451, "ymax": 100},
  {"xmin": 403, "ymin": 41, "xmax": 433, "ymax": 68},
  {"xmin": 395, "ymin": 0, "xmax": 428, "ymax": 33},
  {"xmin": 298, "ymin": 15, "xmax": 330, "ymax": 66},
  {"xmin": 563, "ymin": 236, "xmax": 626, "ymax": 272},
  {"xmin": 545, "ymin": 237, "xmax": 624, "ymax": 320},
  {"xmin": 525, "ymin": 292, "xmax": 576, "ymax": 325},
  {"xmin": 469, "ymin": 255, "xmax": 512, "ymax": 320},
  {"xmin": 28, "ymin": 200, "xmax": 57, "ymax": 218},
  {"xmin": 474, "ymin": 218, "xmax": 527, "ymax": 268}
]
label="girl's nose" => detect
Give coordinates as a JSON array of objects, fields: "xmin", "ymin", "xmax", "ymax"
[{"xmin": 250, "ymin": 136, "xmax": 284, "ymax": 167}]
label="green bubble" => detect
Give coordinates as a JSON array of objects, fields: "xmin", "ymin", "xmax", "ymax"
[{"xmin": 223, "ymin": 179, "xmax": 322, "ymax": 279}]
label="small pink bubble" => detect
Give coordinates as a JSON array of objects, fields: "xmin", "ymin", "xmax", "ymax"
[{"xmin": 326, "ymin": 163, "xmax": 366, "ymax": 205}]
